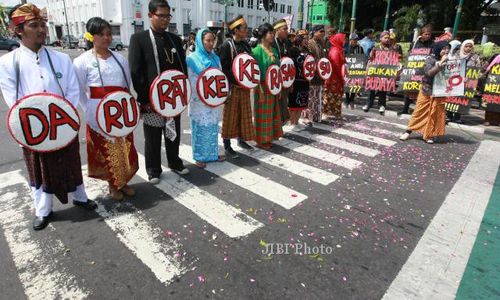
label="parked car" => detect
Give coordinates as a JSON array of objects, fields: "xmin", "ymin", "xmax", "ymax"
[
  {"xmin": 77, "ymin": 37, "xmax": 124, "ymax": 51},
  {"xmin": 0, "ymin": 36, "xmax": 20, "ymax": 51},
  {"xmin": 62, "ymin": 35, "xmax": 79, "ymax": 48}
]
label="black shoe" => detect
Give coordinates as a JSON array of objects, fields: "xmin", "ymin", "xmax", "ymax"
[
  {"xmin": 171, "ymin": 167, "xmax": 190, "ymax": 175},
  {"xmin": 225, "ymin": 147, "xmax": 240, "ymax": 159},
  {"xmin": 237, "ymin": 140, "xmax": 253, "ymax": 150},
  {"xmin": 33, "ymin": 212, "xmax": 53, "ymax": 231},
  {"xmin": 73, "ymin": 199, "xmax": 98, "ymax": 210}
]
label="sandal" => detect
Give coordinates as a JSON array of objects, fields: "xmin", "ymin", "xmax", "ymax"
[
  {"xmin": 121, "ymin": 185, "xmax": 135, "ymax": 197},
  {"xmin": 195, "ymin": 161, "xmax": 207, "ymax": 168},
  {"xmin": 109, "ymin": 188, "xmax": 124, "ymax": 201}
]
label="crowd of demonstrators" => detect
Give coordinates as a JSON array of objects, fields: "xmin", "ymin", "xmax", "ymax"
[{"xmin": 1, "ymin": 1, "xmax": 499, "ymax": 230}]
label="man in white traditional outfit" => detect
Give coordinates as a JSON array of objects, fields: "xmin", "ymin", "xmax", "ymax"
[{"xmin": 0, "ymin": 3, "xmax": 97, "ymax": 230}]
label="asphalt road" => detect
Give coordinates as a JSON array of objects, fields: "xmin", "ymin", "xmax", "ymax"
[{"xmin": 0, "ymin": 48, "xmax": 499, "ymax": 300}]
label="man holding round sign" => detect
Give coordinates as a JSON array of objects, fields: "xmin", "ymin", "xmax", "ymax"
[
  {"xmin": 272, "ymin": 19, "xmax": 292, "ymax": 124},
  {"xmin": 218, "ymin": 15, "xmax": 257, "ymax": 158},
  {"xmin": 0, "ymin": 4, "xmax": 96, "ymax": 230},
  {"xmin": 187, "ymin": 29, "xmax": 227, "ymax": 168},
  {"xmin": 129, "ymin": 0, "xmax": 190, "ymax": 183},
  {"xmin": 252, "ymin": 23, "xmax": 284, "ymax": 149},
  {"xmin": 74, "ymin": 17, "xmax": 139, "ymax": 201}
]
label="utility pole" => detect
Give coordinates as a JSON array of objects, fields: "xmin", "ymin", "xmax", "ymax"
[
  {"xmin": 298, "ymin": 0, "xmax": 304, "ymax": 29},
  {"xmin": 383, "ymin": 0, "xmax": 391, "ymax": 31},
  {"xmin": 349, "ymin": 0, "xmax": 357, "ymax": 34},
  {"xmin": 452, "ymin": 0, "xmax": 465, "ymax": 39},
  {"xmin": 339, "ymin": 0, "xmax": 345, "ymax": 32},
  {"xmin": 62, "ymin": 0, "xmax": 72, "ymax": 48}
]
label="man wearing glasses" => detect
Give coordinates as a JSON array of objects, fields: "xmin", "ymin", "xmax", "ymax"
[{"xmin": 129, "ymin": 0, "xmax": 190, "ymax": 184}]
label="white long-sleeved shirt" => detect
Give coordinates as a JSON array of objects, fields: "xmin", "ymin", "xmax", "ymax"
[
  {"xmin": 0, "ymin": 44, "xmax": 80, "ymax": 109},
  {"xmin": 73, "ymin": 50, "xmax": 132, "ymax": 136}
]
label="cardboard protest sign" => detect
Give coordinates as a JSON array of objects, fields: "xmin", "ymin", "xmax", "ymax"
[
  {"xmin": 317, "ymin": 57, "xmax": 332, "ymax": 80},
  {"xmin": 344, "ymin": 54, "xmax": 367, "ymax": 93},
  {"xmin": 96, "ymin": 91, "xmax": 140, "ymax": 137},
  {"xmin": 265, "ymin": 64, "xmax": 283, "ymax": 96},
  {"xmin": 149, "ymin": 69, "xmax": 191, "ymax": 118},
  {"xmin": 445, "ymin": 67, "xmax": 481, "ymax": 114},
  {"xmin": 196, "ymin": 67, "xmax": 230, "ymax": 107},
  {"xmin": 364, "ymin": 50, "xmax": 400, "ymax": 92},
  {"xmin": 483, "ymin": 63, "xmax": 500, "ymax": 113},
  {"xmin": 7, "ymin": 93, "xmax": 80, "ymax": 152},
  {"xmin": 432, "ymin": 59, "xmax": 466, "ymax": 97},
  {"xmin": 398, "ymin": 48, "xmax": 432, "ymax": 92},
  {"xmin": 232, "ymin": 53, "xmax": 261, "ymax": 89},
  {"xmin": 303, "ymin": 55, "xmax": 316, "ymax": 82},
  {"xmin": 280, "ymin": 56, "xmax": 296, "ymax": 89}
]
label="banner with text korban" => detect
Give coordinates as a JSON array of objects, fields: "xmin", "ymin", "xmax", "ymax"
[
  {"xmin": 344, "ymin": 54, "xmax": 367, "ymax": 93},
  {"xmin": 483, "ymin": 63, "xmax": 500, "ymax": 113},
  {"xmin": 398, "ymin": 48, "xmax": 432, "ymax": 92},
  {"xmin": 364, "ymin": 50, "xmax": 400, "ymax": 92}
]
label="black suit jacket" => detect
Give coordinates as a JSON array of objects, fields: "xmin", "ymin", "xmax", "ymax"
[{"xmin": 129, "ymin": 29, "xmax": 188, "ymax": 105}]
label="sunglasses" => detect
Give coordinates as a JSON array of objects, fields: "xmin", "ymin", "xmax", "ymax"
[{"xmin": 153, "ymin": 13, "xmax": 172, "ymax": 20}]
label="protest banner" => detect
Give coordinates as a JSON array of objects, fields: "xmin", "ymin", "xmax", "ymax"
[
  {"xmin": 232, "ymin": 53, "xmax": 261, "ymax": 89},
  {"xmin": 96, "ymin": 91, "xmax": 140, "ymax": 137},
  {"xmin": 196, "ymin": 68, "xmax": 230, "ymax": 107},
  {"xmin": 445, "ymin": 67, "xmax": 481, "ymax": 113},
  {"xmin": 364, "ymin": 50, "xmax": 400, "ymax": 92},
  {"xmin": 398, "ymin": 48, "xmax": 432, "ymax": 92},
  {"xmin": 344, "ymin": 54, "xmax": 367, "ymax": 93},
  {"xmin": 149, "ymin": 69, "xmax": 191, "ymax": 118},
  {"xmin": 483, "ymin": 63, "xmax": 500, "ymax": 113},
  {"xmin": 432, "ymin": 59, "xmax": 466, "ymax": 97}
]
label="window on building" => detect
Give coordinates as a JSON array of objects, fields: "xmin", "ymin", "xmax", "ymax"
[
  {"xmin": 238, "ymin": 0, "xmax": 244, "ymax": 8},
  {"xmin": 111, "ymin": 25, "xmax": 120, "ymax": 37},
  {"xmin": 280, "ymin": 4, "xmax": 285, "ymax": 13},
  {"xmin": 287, "ymin": 5, "xmax": 292, "ymax": 14},
  {"xmin": 257, "ymin": 0, "xmax": 262, "ymax": 10},
  {"xmin": 273, "ymin": 3, "xmax": 277, "ymax": 12},
  {"xmin": 248, "ymin": 0, "xmax": 254, "ymax": 9}
]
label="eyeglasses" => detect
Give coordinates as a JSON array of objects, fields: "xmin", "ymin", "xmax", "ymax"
[{"xmin": 153, "ymin": 13, "xmax": 172, "ymax": 20}]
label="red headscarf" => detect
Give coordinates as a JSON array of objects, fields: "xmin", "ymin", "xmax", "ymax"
[{"xmin": 325, "ymin": 33, "xmax": 346, "ymax": 93}]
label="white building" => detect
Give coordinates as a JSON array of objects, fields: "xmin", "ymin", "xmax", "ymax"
[{"xmin": 46, "ymin": 0, "xmax": 302, "ymax": 46}]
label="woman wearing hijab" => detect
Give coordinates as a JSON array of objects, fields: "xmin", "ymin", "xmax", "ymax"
[
  {"xmin": 288, "ymin": 29, "xmax": 311, "ymax": 130},
  {"xmin": 252, "ymin": 23, "xmax": 283, "ymax": 149},
  {"xmin": 323, "ymin": 33, "xmax": 346, "ymax": 120},
  {"xmin": 186, "ymin": 29, "xmax": 224, "ymax": 168},
  {"xmin": 400, "ymin": 41, "xmax": 451, "ymax": 144},
  {"xmin": 448, "ymin": 39, "xmax": 481, "ymax": 123}
]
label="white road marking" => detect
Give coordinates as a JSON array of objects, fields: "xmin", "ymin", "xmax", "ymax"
[
  {"xmin": 178, "ymin": 145, "xmax": 307, "ymax": 209},
  {"xmin": 283, "ymin": 126, "xmax": 380, "ymax": 157},
  {"xmin": 136, "ymin": 154, "xmax": 264, "ymax": 238},
  {"xmin": 0, "ymin": 170, "xmax": 90, "ymax": 299},
  {"xmin": 273, "ymin": 138, "xmax": 363, "ymax": 170},
  {"xmin": 83, "ymin": 172, "xmax": 193, "ymax": 286},
  {"xmin": 225, "ymin": 139, "xmax": 339, "ymax": 186},
  {"xmin": 383, "ymin": 140, "xmax": 500, "ymax": 300},
  {"xmin": 312, "ymin": 122, "xmax": 397, "ymax": 146}
]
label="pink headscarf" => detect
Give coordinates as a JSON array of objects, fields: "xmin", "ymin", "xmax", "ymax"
[{"xmin": 487, "ymin": 54, "xmax": 500, "ymax": 73}]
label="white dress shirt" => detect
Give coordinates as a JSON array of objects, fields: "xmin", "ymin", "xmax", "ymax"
[{"xmin": 0, "ymin": 44, "xmax": 80, "ymax": 108}]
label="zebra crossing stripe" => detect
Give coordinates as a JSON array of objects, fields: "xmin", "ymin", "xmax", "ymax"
[
  {"xmin": 178, "ymin": 145, "xmax": 308, "ymax": 209},
  {"xmin": 83, "ymin": 171, "xmax": 193, "ymax": 285},
  {"xmin": 383, "ymin": 140, "xmax": 500, "ymax": 299},
  {"xmin": 312, "ymin": 123, "xmax": 397, "ymax": 146},
  {"xmin": 0, "ymin": 170, "xmax": 90, "ymax": 299},
  {"xmin": 135, "ymin": 154, "xmax": 264, "ymax": 238},
  {"xmin": 273, "ymin": 138, "xmax": 363, "ymax": 170},
  {"xmin": 348, "ymin": 123, "xmax": 402, "ymax": 138},
  {"xmin": 283, "ymin": 127, "xmax": 380, "ymax": 157},
  {"xmin": 225, "ymin": 139, "xmax": 339, "ymax": 186}
]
